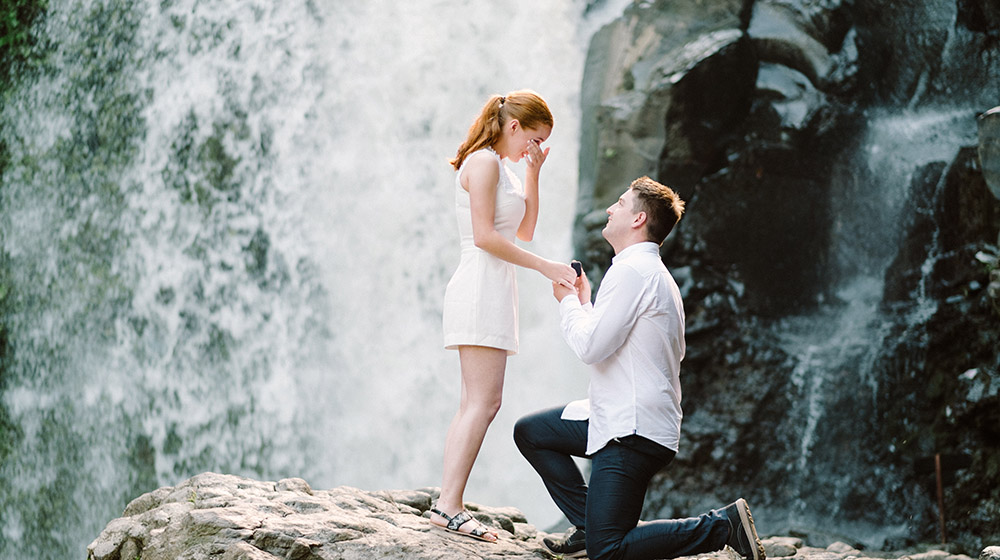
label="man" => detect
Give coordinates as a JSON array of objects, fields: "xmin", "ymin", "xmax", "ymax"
[{"xmin": 513, "ymin": 176, "xmax": 765, "ymax": 560}]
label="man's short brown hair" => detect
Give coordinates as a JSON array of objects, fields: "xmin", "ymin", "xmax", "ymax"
[{"xmin": 629, "ymin": 176, "xmax": 685, "ymax": 244}]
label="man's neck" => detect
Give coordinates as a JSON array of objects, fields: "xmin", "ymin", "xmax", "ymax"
[{"xmin": 612, "ymin": 236, "xmax": 651, "ymax": 256}]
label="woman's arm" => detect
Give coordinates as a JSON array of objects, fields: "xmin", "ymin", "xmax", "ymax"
[
  {"xmin": 463, "ymin": 152, "xmax": 574, "ymax": 286},
  {"xmin": 517, "ymin": 141, "xmax": 548, "ymax": 242}
]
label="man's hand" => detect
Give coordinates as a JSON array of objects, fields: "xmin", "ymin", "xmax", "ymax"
[
  {"xmin": 554, "ymin": 269, "xmax": 592, "ymax": 305},
  {"xmin": 576, "ymin": 270, "xmax": 592, "ymax": 305},
  {"xmin": 552, "ymin": 281, "xmax": 576, "ymax": 302}
]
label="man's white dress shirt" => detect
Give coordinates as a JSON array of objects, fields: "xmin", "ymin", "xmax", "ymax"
[{"xmin": 558, "ymin": 242, "xmax": 685, "ymax": 455}]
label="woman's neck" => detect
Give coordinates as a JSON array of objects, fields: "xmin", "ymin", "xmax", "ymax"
[{"xmin": 491, "ymin": 138, "xmax": 510, "ymax": 160}]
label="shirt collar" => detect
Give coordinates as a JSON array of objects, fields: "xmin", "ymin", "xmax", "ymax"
[{"xmin": 612, "ymin": 241, "xmax": 660, "ymax": 263}]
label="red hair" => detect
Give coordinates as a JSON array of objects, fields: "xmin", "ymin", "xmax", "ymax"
[{"xmin": 450, "ymin": 90, "xmax": 553, "ymax": 170}]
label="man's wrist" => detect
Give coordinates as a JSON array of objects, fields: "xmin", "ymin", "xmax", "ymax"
[{"xmin": 559, "ymin": 293, "xmax": 582, "ymax": 312}]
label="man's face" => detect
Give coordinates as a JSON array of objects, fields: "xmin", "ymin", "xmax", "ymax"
[{"xmin": 602, "ymin": 188, "xmax": 640, "ymax": 245}]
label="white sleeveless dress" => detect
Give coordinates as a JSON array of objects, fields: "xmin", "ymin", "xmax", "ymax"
[{"xmin": 443, "ymin": 148, "xmax": 526, "ymax": 355}]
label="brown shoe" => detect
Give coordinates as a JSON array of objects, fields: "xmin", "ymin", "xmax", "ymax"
[{"xmin": 723, "ymin": 498, "xmax": 765, "ymax": 560}]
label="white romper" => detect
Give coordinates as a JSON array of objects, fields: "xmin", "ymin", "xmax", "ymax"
[{"xmin": 443, "ymin": 148, "xmax": 526, "ymax": 355}]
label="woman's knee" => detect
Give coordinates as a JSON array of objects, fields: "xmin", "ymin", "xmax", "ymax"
[
  {"xmin": 483, "ymin": 398, "xmax": 502, "ymax": 421},
  {"xmin": 465, "ymin": 394, "xmax": 501, "ymax": 422}
]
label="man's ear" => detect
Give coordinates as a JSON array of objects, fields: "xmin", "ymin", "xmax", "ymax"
[{"xmin": 632, "ymin": 211, "xmax": 647, "ymax": 230}]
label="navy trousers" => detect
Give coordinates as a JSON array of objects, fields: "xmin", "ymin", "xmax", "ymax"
[{"xmin": 513, "ymin": 406, "xmax": 730, "ymax": 560}]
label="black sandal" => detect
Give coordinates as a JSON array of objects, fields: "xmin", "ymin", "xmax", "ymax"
[{"xmin": 430, "ymin": 507, "xmax": 498, "ymax": 543}]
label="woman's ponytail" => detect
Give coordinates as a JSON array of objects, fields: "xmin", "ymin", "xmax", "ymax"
[{"xmin": 450, "ymin": 95, "xmax": 505, "ymax": 170}]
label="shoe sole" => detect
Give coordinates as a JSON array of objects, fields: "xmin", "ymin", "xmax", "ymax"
[
  {"xmin": 542, "ymin": 544, "xmax": 587, "ymax": 558},
  {"xmin": 734, "ymin": 498, "xmax": 765, "ymax": 560},
  {"xmin": 542, "ymin": 539, "xmax": 588, "ymax": 558},
  {"xmin": 431, "ymin": 522, "xmax": 499, "ymax": 543}
]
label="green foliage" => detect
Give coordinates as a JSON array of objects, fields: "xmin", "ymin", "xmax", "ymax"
[
  {"xmin": 0, "ymin": 230, "xmax": 22, "ymax": 542},
  {"xmin": 0, "ymin": 138, "xmax": 7, "ymax": 184},
  {"xmin": 1, "ymin": 1, "xmax": 281, "ymax": 556},
  {"xmin": 1, "ymin": 3, "xmax": 47, "ymax": 375},
  {"xmin": 0, "ymin": 0, "xmax": 47, "ymax": 89},
  {"xmin": 1, "ymin": 2, "xmax": 151, "ymax": 558}
]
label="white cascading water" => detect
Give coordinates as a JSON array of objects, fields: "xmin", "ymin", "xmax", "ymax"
[
  {"xmin": 769, "ymin": 106, "xmax": 978, "ymax": 546},
  {"xmin": 0, "ymin": 1, "xmax": 632, "ymax": 557}
]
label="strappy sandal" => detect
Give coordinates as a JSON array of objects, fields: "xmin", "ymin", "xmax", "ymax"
[{"xmin": 429, "ymin": 506, "xmax": 498, "ymax": 543}]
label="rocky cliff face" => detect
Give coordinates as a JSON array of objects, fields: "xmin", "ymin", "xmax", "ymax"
[{"xmin": 575, "ymin": 0, "xmax": 1000, "ymax": 553}]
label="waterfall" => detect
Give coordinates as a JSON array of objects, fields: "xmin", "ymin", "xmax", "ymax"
[
  {"xmin": 0, "ymin": 1, "xmax": 631, "ymax": 557},
  {"xmin": 766, "ymin": 107, "xmax": 978, "ymax": 546}
]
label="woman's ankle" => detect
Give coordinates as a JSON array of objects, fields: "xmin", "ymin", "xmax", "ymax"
[{"xmin": 433, "ymin": 499, "xmax": 463, "ymax": 516}]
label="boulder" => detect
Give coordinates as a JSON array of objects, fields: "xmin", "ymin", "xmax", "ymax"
[
  {"xmin": 981, "ymin": 546, "xmax": 1000, "ymax": 560},
  {"xmin": 577, "ymin": 0, "xmax": 751, "ymax": 282},
  {"xmin": 576, "ymin": 0, "xmax": 863, "ymax": 314},
  {"xmin": 87, "ymin": 472, "xmax": 549, "ymax": 560},
  {"xmin": 763, "ymin": 536, "xmax": 804, "ymax": 558},
  {"xmin": 87, "ymin": 472, "xmax": 999, "ymax": 560}
]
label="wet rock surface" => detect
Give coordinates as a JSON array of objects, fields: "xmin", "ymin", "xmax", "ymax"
[
  {"xmin": 88, "ymin": 472, "xmax": 541, "ymax": 560},
  {"xmin": 576, "ymin": 0, "xmax": 1000, "ymax": 554},
  {"xmin": 87, "ymin": 473, "xmax": 994, "ymax": 560}
]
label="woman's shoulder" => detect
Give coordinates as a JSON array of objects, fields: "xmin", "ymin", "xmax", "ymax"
[
  {"xmin": 464, "ymin": 148, "xmax": 500, "ymax": 166},
  {"xmin": 460, "ymin": 149, "xmax": 502, "ymax": 178}
]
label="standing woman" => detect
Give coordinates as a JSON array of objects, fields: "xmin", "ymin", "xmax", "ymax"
[{"xmin": 430, "ymin": 90, "xmax": 576, "ymax": 542}]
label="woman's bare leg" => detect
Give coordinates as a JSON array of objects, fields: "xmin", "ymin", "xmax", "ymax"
[{"xmin": 431, "ymin": 345, "xmax": 507, "ymax": 540}]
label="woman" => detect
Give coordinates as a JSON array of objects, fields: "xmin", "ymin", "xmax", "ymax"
[{"xmin": 430, "ymin": 90, "xmax": 576, "ymax": 542}]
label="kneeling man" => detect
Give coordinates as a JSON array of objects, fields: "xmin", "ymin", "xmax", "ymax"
[{"xmin": 514, "ymin": 176, "xmax": 765, "ymax": 560}]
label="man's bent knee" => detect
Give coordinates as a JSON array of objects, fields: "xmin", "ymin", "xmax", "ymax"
[{"xmin": 512, "ymin": 415, "xmax": 535, "ymax": 450}]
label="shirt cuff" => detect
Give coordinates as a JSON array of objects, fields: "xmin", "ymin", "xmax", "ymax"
[{"xmin": 558, "ymin": 294, "xmax": 593, "ymax": 311}]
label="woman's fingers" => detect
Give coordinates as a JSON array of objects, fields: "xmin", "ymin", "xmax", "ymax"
[{"xmin": 526, "ymin": 141, "xmax": 548, "ymax": 168}]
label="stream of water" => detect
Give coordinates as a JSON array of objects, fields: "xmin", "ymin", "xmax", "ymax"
[{"xmin": 0, "ymin": 1, "xmax": 631, "ymax": 557}]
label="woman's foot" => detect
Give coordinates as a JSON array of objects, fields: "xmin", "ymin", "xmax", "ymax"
[{"xmin": 430, "ymin": 506, "xmax": 499, "ymax": 543}]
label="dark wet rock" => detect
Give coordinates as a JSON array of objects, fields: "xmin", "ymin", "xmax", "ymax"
[
  {"xmin": 853, "ymin": 0, "xmax": 1000, "ymax": 107},
  {"xmin": 577, "ymin": 0, "xmax": 750, "ymax": 283},
  {"xmin": 747, "ymin": 0, "xmax": 854, "ymax": 90},
  {"xmin": 957, "ymin": 0, "xmax": 1000, "ymax": 34},
  {"xmin": 576, "ymin": 0, "xmax": 1000, "ymax": 554}
]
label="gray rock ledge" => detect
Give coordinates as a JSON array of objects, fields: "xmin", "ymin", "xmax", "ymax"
[
  {"xmin": 86, "ymin": 472, "xmax": 995, "ymax": 560},
  {"xmin": 87, "ymin": 472, "xmax": 548, "ymax": 560}
]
